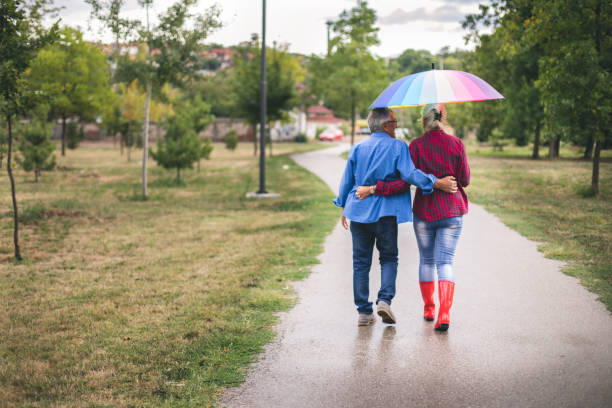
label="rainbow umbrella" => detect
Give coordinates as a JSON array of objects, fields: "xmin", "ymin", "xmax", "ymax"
[{"xmin": 369, "ymin": 69, "xmax": 503, "ymax": 109}]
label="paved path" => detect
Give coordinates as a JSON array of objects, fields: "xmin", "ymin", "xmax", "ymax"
[{"xmin": 223, "ymin": 144, "xmax": 612, "ymax": 408}]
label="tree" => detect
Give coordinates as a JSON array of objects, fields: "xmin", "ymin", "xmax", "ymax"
[
  {"xmin": 1, "ymin": 0, "xmax": 57, "ymax": 260},
  {"xmin": 463, "ymin": 1, "xmax": 545, "ymax": 158},
  {"xmin": 66, "ymin": 121, "xmax": 84, "ymax": 150},
  {"xmin": 17, "ymin": 112, "xmax": 56, "ymax": 182},
  {"xmin": 530, "ymin": 0, "xmax": 611, "ymax": 195},
  {"xmin": 114, "ymin": 0, "xmax": 221, "ymax": 199},
  {"xmin": 0, "ymin": 118, "xmax": 7, "ymax": 169},
  {"xmin": 388, "ymin": 49, "xmax": 433, "ymax": 79},
  {"xmin": 180, "ymin": 96, "xmax": 214, "ymax": 171},
  {"xmin": 231, "ymin": 38, "xmax": 296, "ymax": 155},
  {"xmin": 26, "ymin": 27, "xmax": 113, "ymax": 156},
  {"xmin": 224, "ymin": 130, "xmax": 238, "ymax": 150},
  {"xmin": 308, "ymin": 0, "xmax": 387, "ymax": 145},
  {"xmin": 149, "ymin": 111, "xmax": 209, "ymax": 182},
  {"xmin": 85, "ymin": 0, "xmax": 139, "ymax": 80}
]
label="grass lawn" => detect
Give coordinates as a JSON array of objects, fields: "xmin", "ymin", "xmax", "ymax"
[
  {"xmin": 0, "ymin": 141, "xmax": 337, "ymax": 407},
  {"xmin": 465, "ymin": 142, "xmax": 612, "ymax": 311}
]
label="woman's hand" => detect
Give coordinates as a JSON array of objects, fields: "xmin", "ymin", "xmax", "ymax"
[
  {"xmin": 355, "ymin": 185, "xmax": 374, "ymax": 200},
  {"xmin": 434, "ymin": 176, "xmax": 458, "ymax": 193}
]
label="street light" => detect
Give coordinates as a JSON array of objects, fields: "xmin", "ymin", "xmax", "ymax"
[
  {"xmin": 257, "ymin": 0, "xmax": 267, "ymax": 194},
  {"xmin": 247, "ymin": 0, "xmax": 279, "ymax": 199}
]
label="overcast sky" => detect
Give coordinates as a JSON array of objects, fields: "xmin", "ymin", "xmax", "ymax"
[{"xmin": 51, "ymin": 0, "xmax": 486, "ymax": 57}]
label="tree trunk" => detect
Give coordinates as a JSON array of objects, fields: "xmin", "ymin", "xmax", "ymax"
[
  {"xmin": 554, "ymin": 136, "xmax": 560, "ymax": 158},
  {"xmin": 350, "ymin": 96, "xmax": 356, "ymax": 146},
  {"xmin": 142, "ymin": 80, "xmax": 151, "ymax": 200},
  {"xmin": 584, "ymin": 135, "xmax": 594, "ymax": 159},
  {"xmin": 177, "ymin": 167, "xmax": 180, "ymax": 182},
  {"xmin": 548, "ymin": 135, "xmax": 556, "ymax": 160},
  {"xmin": 532, "ymin": 120, "xmax": 540, "ymax": 159},
  {"xmin": 61, "ymin": 115, "xmax": 66, "ymax": 156},
  {"xmin": 35, "ymin": 169, "xmax": 39, "ymax": 183},
  {"xmin": 268, "ymin": 123, "xmax": 272, "ymax": 158},
  {"xmin": 252, "ymin": 123, "xmax": 257, "ymax": 156},
  {"xmin": 591, "ymin": 139, "xmax": 601, "ymax": 196},
  {"xmin": 7, "ymin": 115, "xmax": 22, "ymax": 261}
]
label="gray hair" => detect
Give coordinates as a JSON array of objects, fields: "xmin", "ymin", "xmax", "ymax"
[
  {"xmin": 368, "ymin": 108, "xmax": 392, "ymax": 133},
  {"xmin": 422, "ymin": 103, "xmax": 447, "ymax": 132}
]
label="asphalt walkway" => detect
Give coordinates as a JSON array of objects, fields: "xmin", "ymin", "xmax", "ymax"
[{"xmin": 222, "ymin": 144, "xmax": 612, "ymax": 408}]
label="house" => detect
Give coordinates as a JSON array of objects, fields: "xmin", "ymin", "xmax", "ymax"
[{"xmin": 304, "ymin": 105, "xmax": 347, "ymax": 139}]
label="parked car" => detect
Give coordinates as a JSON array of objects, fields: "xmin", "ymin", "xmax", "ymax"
[
  {"xmin": 359, "ymin": 126, "xmax": 371, "ymax": 135},
  {"xmin": 318, "ymin": 127, "xmax": 344, "ymax": 141}
]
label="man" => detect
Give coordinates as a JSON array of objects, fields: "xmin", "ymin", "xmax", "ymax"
[{"xmin": 333, "ymin": 108, "xmax": 457, "ymax": 326}]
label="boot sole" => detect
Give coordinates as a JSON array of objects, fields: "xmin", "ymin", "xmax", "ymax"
[
  {"xmin": 435, "ymin": 323, "xmax": 449, "ymax": 331},
  {"xmin": 377, "ymin": 309, "xmax": 396, "ymax": 324},
  {"xmin": 358, "ymin": 318, "xmax": 375, "ymax": 327},
  {"xmin": 424, "ymin": 317, "xmax": 434, "ymax": 321}
]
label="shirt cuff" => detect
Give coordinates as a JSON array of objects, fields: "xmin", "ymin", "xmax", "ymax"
[{"xmin": 421, "ymin": 175, "xmax": 437, "ymax": 195}]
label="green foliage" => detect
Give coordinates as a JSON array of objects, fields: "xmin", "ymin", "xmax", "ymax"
[
  {"xmin": 294, "ymin": 133, "xmax": 308, "ymax": 143},
  {"xmin": 182, "ymin": 96, "xmax": 214, "ymax": 135},
  {"xmin": 315, "ymin": 126, "xmax": 326, "ymax": 140},
  {"xmin": 66, "ymin": 121, "xmax": 83, "ymax": 149},
  {"xmin": 150, "ymin": 112, "xmax": 206, "ymax": 181},
  {"xmin": 26, "ymin": 27, "xmax": 113, "ymax": 154},
  {"xmin": 186, "ymin": 71, "xmax": 234, "ymax": 117},
  {"xmin": 224, "ymin": 130, "xmax": 238, "ymax": 150},
  {"xmin": 200, "ymin": 137, "xmax": 213, "ymax": 160},
  {"xmin": 231, "ymin": 40, "xmax": 297, "ymax": 126},
  {"xmin": 0, "ymin": 0, "xmax": 57, "ymax": 118},
  {"xmin": 308, "ymin": 1, "xmax": 387, "ymax": 142},
  {"xmin": 388, "ymin": 49, "xmax": 433, "ymax": 79},
  {"xmin": 16, "ymin": 116, "xmax": 56, "ymax": 182}
]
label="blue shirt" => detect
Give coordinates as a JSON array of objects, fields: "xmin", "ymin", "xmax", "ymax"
[{"xmin": 333, "ymin": 132, "xmax": 437, "ymax": 224}]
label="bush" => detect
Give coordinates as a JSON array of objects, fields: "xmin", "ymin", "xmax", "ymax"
[
  {"xmin": 66, "ymin": 121, "xmax": 83, "ymax": 149},
  {"xmin": 294, "ymin": 133, "xmax": 308, "ymax": 143},
  {"xmin": 315, "ymin": 126, "xmax": 326, "ymax": 140},
  {"xmin": 340, "ymin": 123, "xmax": 350, "ymax": 136},
  {"xmin": 224, "ymin": 130, "xmax": 238, "ymax": 150}
]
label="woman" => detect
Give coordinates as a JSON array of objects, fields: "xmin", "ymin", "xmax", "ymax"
[{"xmin": 356, "ymin": 103, "xmax": 470, "ymax": 331}]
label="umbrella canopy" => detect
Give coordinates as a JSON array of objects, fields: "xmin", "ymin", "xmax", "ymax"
[{"xmin": 369, "ymin": 69, "xmax": 503, "ymax": 109}]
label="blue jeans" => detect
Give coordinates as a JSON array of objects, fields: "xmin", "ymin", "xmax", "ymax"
[
  {"xmin": 350, "ymin": 216, "xmax": 398, "ymax": 314},
  {"xmin": 413, "ymin": 215, "xmax": 463, "ymax": 282}
]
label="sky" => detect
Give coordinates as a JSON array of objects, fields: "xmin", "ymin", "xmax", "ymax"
[{"xmin": 51, "ymin": 0, "xmax": 486, "ymax": 57}]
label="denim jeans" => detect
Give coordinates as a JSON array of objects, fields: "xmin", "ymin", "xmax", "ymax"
[
  {"xmin": 413, "ymin": 215, "xmax": 463, "ymax": 282},
  {"xmin": 350, "ymin": 216, "xmax": 398, "ymax": 314}
]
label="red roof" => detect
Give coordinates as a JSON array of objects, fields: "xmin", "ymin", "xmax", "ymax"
[{"xmin": 308, "ymin": 105, "xmax": 333, "ymax": 115}]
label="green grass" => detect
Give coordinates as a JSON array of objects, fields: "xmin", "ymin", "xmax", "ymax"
[
  {"xmin": 0, "ymin": 141, "xmax": 337, "ymax": 407},
  {"xmin": 465, "ymin": 141, "xmax": 612, "ymax": 311}
]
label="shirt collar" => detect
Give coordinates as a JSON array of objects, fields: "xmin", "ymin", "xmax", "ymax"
[
  {"xmin": 372, "ymin": 131, "xmax": 391, "ymax": 138},
  {"xmin": 424, "ymin": 128, "xmax": 446, "ymax": 137}
]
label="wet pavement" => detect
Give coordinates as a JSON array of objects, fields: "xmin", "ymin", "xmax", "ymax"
[{"xmin": 222, "ymin": 144, "xmax": 612, "ymax": 408}]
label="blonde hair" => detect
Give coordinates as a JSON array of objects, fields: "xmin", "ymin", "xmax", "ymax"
[{"xmin": 422, "ymin": 103, "xmax": 447, "ymax": 132}]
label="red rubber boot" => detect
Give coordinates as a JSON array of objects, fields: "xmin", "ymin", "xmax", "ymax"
[
  {"xmin": 419, "ymin": 281, "xmax": 436, "ymax": 321},
  {"xmin": 435, "ymin": 280, "xmax": 455, "ymax": 331}
]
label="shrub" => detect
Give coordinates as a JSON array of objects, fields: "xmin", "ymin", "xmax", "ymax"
[
  {"xmin": 294, "ymin": 133, "xmax": 308, "ymax": 143},
  {"xmin": 66, "ymin": 121, "xmax": 83, "ymax": 149},
  {"xmin": 315, "ymin": 126, "xmax": 326, "ymax": 140},
  {"xmin": 224, "ymin": 130, "xmax": 238, "ymax": 150}
]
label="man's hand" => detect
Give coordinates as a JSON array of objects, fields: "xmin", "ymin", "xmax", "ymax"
[
  {"xmin": 341, "ymin": 214, "xmax": 349, "ymax": 230},
  {"xmin": 434, "ymin": 176, "xmax": 457, "ymax": 193},
  {"xmin": 355, "ymin": 185, "xmax": 372, "ymax": 200}
]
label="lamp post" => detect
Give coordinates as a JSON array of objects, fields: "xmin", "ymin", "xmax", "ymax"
[{"xmin": 257, "ymin": 0, "xmax": 268, "ymax": 194}]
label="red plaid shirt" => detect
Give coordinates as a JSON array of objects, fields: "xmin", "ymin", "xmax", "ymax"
[{"xmin": 375, "ymin": 129, "xmax": 470, "ymax": 221}]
